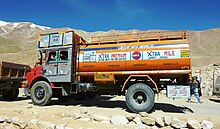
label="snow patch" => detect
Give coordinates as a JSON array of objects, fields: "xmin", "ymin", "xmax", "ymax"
[
  {"xmin": 30, "ymin": 23, "xmax": 50, "ymax": 30},
  {"xmin": 0, "ymin": 20, "xmax": 8, "ymax": 26}
]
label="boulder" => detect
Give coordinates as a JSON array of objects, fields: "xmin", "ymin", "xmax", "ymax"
[
  {"xmin": 93, "ymin": 115, "xmax": 110, "ymax": 122},
  {"xmin": 133, "ymin": 116, "xmax": 142, "ymax": 125},
  {"xmin": 110, "ymin": 115, "xmax": 129, "ymax": 125},
  {"xmin": 151, "ymin": 125, "xmax": 158, "ymax": 129},
  {"xmin": 201, "ymin": 120, "xmax": 214, "ymax": 129},
  {"xmin": 171, "ymin": 117, "xmax": 187, "ymax": 129},
  {"xmin": 186, "ymin": 119, "xmax": 201, "ymax": 129},
  {"xmin": 155, "ymin": 117, "xmax": 164, "ymax": 127},
  {"xmin": 0, "ymin": 116, "xmax": 6, "ymax": 123},
  {"xmin": 0, "ymin": 122, "xmax": 20, "ymax": 129},
  {"xmin": 163, "ymin": 116, "xmax": 172, "ymax": 126},
  {"xmin": 141, "ymin": 117, "xmax": 155, "ymax": 126}
]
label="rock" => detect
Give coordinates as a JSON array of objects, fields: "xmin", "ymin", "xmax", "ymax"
[
  {"xmin": 11, "ymin": 116, "xmax": 25, "ymax": 123},
  {"xmin": 201, "ymin": 120, "xmax": 214, "ymax": 129},
  {"xmin": 139, "ymin": 112, "xmax": 148, "ymax": 117},
  {"xmin": 151, "ymin": 125, "xmax": 158, "ymax": 129},
  {"xmin": 5, "ymin": 116, "xmax": 12, "ymax": 123},
  {"xmin": 155, "ymin": 117, "xmax": 164, "ymax": 127},
  {"xmin": 164, "ymin": 116, "xmax": 172, "ymax": 126},
  {"xmin": 171, "ymin": 117, "xmax": 187, "ymax": 129},
  {"xmin": 93, "ymin": 115, "xmax": 110, "ymax": 122},
  {"xmin": 110, "ymin": 115, "xmax": 129, "ymax": 125},
  {"xmin": 0, "ymin": 122, "xmax": 20, "ymax": 129},
  {"xmin": 186, "ymin": 119, "xmax": 201, "ymax": 129},
  {"xmin": 141, "ymin": 117, "xmax": 155, "ymax": 126},
  {"xmin": 133, "ymin": 116, "xmax": 142, "ymax": 125},
  {"xmin": 38, "ymin": 121, "xmax": 55, "ymax": 129},
  {"xmin": 0, "ymin": 116, "xmax": 6, "ymax": 122},
  {"xmin": 11, "ymin": 117, "xmax": 27, "ymax": 128}
]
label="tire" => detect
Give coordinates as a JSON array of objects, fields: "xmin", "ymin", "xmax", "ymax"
[
  {"xmin": 30, "ymin": 81, "xmax": 52, "ymax": 106},
  {"xmin": 57, "ymin": 95, "xmax": 72, "ymax": 103},
  {"xmin": 73, "ymin": 92, "xmax": 86, "ymax": 101},
  {"xmin": 125, "ymin": 83, "xmax": 155, "ymax": 113},
  {"xmin": 2, "ymin": 88, "xmax": 19, "ymax": 101}
]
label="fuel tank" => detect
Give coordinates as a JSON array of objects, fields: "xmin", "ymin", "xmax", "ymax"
[{"xmin": 78, "ymin": 39, "xmax": 190, "ymax": 72}]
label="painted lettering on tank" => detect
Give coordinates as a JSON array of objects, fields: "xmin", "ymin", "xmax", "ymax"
[
  {"xmin": 164, "ymin": 51, "xmax": 175, "ymax": 56},
  {"xmin": 147, "ymin": 51, "xmax": 160, "ymax": 57}
]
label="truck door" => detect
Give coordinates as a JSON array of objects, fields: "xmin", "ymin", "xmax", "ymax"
[
  {"xmin": 44, "ymin": 49, "xmax": 72, "ymax": 82},
  {"xmin": 57, "ymin": 49, "xmax": 72, "ymax": 82}
]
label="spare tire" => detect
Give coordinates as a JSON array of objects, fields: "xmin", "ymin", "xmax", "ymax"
[{"xmin": 125, "ymin": 83, "xmax": 155, "ymax": 113}]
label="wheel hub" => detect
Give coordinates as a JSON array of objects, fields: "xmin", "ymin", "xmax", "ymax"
[
  {"xmin": 133, "ymin": 91, "xmax": 147, "ymax": 105},
  {"xmin": 35, "ymin": 87, "xmax": 45, "ymax": 100}
]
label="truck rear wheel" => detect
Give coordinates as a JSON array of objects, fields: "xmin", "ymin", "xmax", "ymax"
[
  {"xmin": 125, "ymin": 83, "xmax": 155, "ymax": 113},
  {"xmin": 2, "ymin": 88, "xmax": 19, "ymax": 101},
  {"xmin": 31, "ymin": 81, "xmax": 52, "ymax": 106}
]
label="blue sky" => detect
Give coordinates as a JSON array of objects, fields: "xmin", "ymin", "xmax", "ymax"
[{"xmin": 0, "ymin": 0, "xmax": 220, "ymax": 32}]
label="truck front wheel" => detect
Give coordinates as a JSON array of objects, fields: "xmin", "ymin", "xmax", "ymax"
[
  {"xmin": 125, "ymin": 83, "xmax": 155, "ymax": 113},
  {"xmin": 31, "ymin": 81, "xmax": 52, "ymax": 106},
  {"xmin": 2, "ymin": 88, "xmax": 19, "ymax": 101}
]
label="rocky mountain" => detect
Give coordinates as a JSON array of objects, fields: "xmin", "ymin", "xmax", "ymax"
[{"xmin": 0, "ymin": 20, "xmax": 219, "ymax": 67}]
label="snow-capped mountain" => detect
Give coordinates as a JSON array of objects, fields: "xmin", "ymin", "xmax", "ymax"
[{"xmin": 0, "ymin": 20, "xmax": 52, "ymax": 38}]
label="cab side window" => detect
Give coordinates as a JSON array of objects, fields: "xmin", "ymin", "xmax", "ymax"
[
  {"xmin": 48, "ymin": 52, "xmax": 57, "ymax": 62},
  {"xmin": 59, "ymin": 51, "xmax": 68, "ymax": 61}
]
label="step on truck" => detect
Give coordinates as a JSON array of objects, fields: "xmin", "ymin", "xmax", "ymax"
[
  {"xmin": 0, "ymin": 61, "xmax": 30, "ymax": 100},
  {"xmin": 26, "ymin": 30, "xmax": 191, "ymax": 112}
]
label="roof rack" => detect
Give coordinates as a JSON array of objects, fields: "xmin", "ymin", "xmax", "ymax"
[{"xmin": 91, "ymin": 30, "xmax": 187, "ymax": 45}]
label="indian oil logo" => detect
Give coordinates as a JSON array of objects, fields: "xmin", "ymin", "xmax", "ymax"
[{"xmin": 132, "ymin": 51, "xmax": 141, "ymax": 60}]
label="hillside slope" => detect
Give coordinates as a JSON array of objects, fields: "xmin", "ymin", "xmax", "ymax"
[{"xmin": 0, "ymin": 20, "xmax": 219, "ymax": 67}]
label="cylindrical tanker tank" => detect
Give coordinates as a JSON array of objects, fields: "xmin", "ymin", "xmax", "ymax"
[{"xmin": 78, "ymin": 39, "xmax": 190, "ymax": 72}]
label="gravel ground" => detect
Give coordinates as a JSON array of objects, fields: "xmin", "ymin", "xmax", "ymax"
[{"xmin": 0, "ymin": 89, "xmax": 219, "ymax": 129}]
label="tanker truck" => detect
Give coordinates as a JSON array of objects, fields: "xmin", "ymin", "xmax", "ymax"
[{"xmin": 26, "ymin": 30, "xmax": 191, "ymax": 112}]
